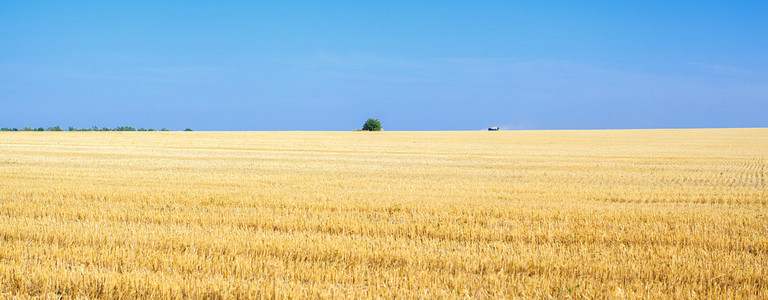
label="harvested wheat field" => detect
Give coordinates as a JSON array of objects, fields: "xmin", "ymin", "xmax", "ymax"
[{"xmin": 0, "ymin": 129, "xmax": 766, "ymax": 298}]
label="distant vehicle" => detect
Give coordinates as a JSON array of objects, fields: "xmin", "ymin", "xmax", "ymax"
[{"xmin": 488, "ymin": 126, "xmax": 500, "ymax": 131}]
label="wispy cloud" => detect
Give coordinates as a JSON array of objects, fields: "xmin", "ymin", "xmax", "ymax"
[
  {"xmin": 0, "ymin": 62, "xmax": 229, "ymax": 84},
  {"xmin": 687, "ymin": 62, "xmax": 764, "ymax": 77}
]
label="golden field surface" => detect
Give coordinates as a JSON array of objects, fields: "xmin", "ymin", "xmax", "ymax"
[{"xmin": 0, "ymin": 129, "xmax": 766, "ymax": 299}]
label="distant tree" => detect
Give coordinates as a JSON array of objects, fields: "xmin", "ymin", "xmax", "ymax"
[
  {"xmin": 184, "ymin": 128, "xmax": 193, "ymax": 132},
  {"xmin": 36, "ymin": 127, "xmax": 45, "ymax": 131},
  {"xmin": 0, "ymin": 128, "xmax": 9, "ymax": 131},
  {"xmin": 161, "ymin": 128, "xmax": 170, "ymax": 131},
  {"xmin": 148, "ymin": 128, "xmax": 156, "ymax": 131},
  {"xmin": 102, "ymin": 127, "xmax": 111, "ymax": 131},
  {"xmin": 362, "ymin": 118, "xmax": 382, "ymax": 131},
  {"xmin": 47, "ymin": 126, "xmax": 63, "ymax": 131},
  {"xmin": 22, "ymin": 127, "xmax": 32, "ymax": 131},
  {"xmin": 68, "ymin": 126, "xmax": 77, "ymax": 131},
  {"xmin": 11, "ymin": 128, "xmax": 19, "ymax": 131}
]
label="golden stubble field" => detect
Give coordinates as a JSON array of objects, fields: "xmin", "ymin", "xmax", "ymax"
[{"xmin": 0, "ymin": 129, "xmax": 766, "ymax": 298}]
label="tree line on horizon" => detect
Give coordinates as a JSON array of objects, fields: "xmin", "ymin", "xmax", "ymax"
[{"xmin": 0, "ymin": 126, "xmax": 193, "ymax": 132}]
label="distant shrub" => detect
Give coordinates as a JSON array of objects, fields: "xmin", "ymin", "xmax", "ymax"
[
  {"xmin": 184, "ymin": 128, "xmax": 193, "ymax": 132},
  {"xmin": 113, "ymin": 126, "xmax": 137, "ymax": 131},
  {"xmin": 4, "ymin": 125, "xmax": 181, "ymax": 132}
]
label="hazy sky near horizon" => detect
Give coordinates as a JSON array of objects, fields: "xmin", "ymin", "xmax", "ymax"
[{"xmin": 1, "ymin": 1, "xmax": 766, "ymax": 130}]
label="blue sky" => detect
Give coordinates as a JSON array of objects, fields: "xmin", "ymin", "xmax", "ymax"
[{"xmin": 1, "ymin": 1, "xmax": 766, "ymax": 130}]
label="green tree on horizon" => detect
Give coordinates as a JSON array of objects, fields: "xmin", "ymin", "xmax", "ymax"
[{"xmin": 362, "ymin": 118, "xmax": 382, "ymax": 131}]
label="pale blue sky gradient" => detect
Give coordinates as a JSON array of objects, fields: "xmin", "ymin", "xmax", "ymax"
[{"xmin": 1, "ymin": 1, "xmax": 766, "ymax": 130}]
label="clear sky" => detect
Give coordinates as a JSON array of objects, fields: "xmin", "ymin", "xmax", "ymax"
[{"xmin": 1, "ymin": 1, "xmax": 766, "ymax": 130}]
